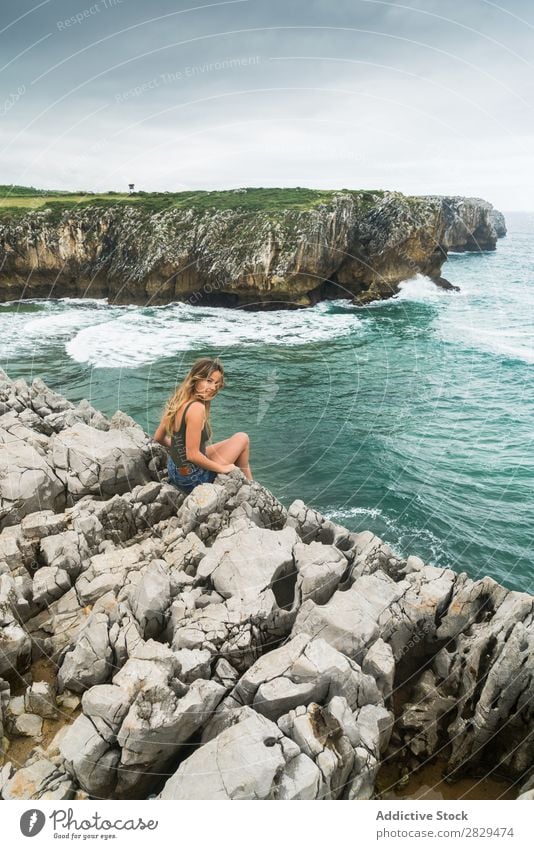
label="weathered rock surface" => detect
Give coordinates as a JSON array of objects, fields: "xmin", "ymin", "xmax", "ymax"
[
  {"xmin": 0, "ymin": 369, "xmax": 167, "ymax": 530},
  {"xmin": 0, "ymin": 191, "xmax": 505, "ymax": 309},
  {"xmin": 1, "ymin": 758, "xmax": 74, "ymax": 800},
  {"xmin": 160, "ymin": 710, "xmax": 319, "ymax": 800},
  {"xmin": 0, "ymin": 373, "xmax": 531, "ymax": 801}
]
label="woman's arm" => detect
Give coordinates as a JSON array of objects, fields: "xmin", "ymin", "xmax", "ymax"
[
  {"xmin": 153, "ymin": 415, "xmax": 171, "ymax": 449},
  {"xmin": 184, "ymin": 403, "xmax": 233, "ymax": 474}
]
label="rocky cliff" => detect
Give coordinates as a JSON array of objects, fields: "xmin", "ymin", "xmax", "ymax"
[
  {"xmin": 1, "ymin": 370, "xmax": 532, "ymax": 801},
  {"xmin": 0, "ymin": 191, "xmax": 506, "ymax": 309}
]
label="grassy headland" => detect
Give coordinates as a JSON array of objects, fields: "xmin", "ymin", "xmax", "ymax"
[{"xmin": 0, "ymin": 185, "xmax": 386, "ymax": 221}]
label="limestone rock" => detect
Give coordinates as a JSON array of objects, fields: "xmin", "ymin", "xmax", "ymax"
[
  {"xmin": 39, "ymin": 530, "xmax": 84, "ymax": 578},
  {"xmin": 2, "ymin": 369, "xmax": 532, "ymax": 803},
  {"xmin": 159, "ymin": 711, "xmax": 317, "ymax": 800},
  {"xmin": 57, "ymin": 611, "xmax": 113, "ymax": 693},
  {"xmin": 0, "ymin": 621, "xmax": 31, "ymax": 676},
  {"xmin": 82, "ymin": 684, "xmax": 130, "ymax": 732},
  {"xmin": 293, "ymin": 540, "xmax": 347, "ymax": 604},
  {"xmin": 362, "ymin": 639, "xmax": 395, "ymax": 700},
  {"xmin": 21, "ymin": 510, "xmax": 68, "ymax": 540},
  {"xmin": 51, "ymin": 422, "xmax": 152, "ymax": 501},
  {"xmin": 12, "ymin": 712, "xmax": 43, "ymax": 738},
  {"xmin": 2, "ymin": 758, "xmax": 74, "ymax": 800},
  {"xmin": 32, "ymin": 565, "xmax": 71, "ymax": 605},
  {"xmin": 173, "ymin": 648, "xmax": 212, "ymax": 683},
  {"xmin": 128, "ymin": 560, "xmax": 171, "ymax": 639},
  {"xmin": 59, "ymin": 713, "xmax": 118, "ymax": 797},
  {"xmin": 231, "ymin": 633, "xmax": 380, "ymax": 721},
  {"xmin": 197, "ymin": 525, "xmax": 299, "ymax": 604},
  {"xmin": 115, "ymin": 677, "xmax": 225, "ymax": 797},
  {"xmin": 0, "ymin": 434, "xmax": 64, "ymax": 529},
  {"xmin": 24, "ymin": 681, "xmax": 58, "ymax": 719}
]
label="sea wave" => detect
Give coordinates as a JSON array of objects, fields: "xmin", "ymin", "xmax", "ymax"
[
  {"xmin": 323, "ymin": 503, "xmax": 449, "ymax": 567},
  {"xmin": 393, "ymin": 274, "xmax": 448, "ymax": 302},
  {"xmin": 65, "ymin": 302, "xmax": 361, "ymax": 368}
]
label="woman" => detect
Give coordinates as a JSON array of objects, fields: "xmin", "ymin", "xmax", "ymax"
[{"xmin": 153, "ymin": 357, "xmax": 252, "ymax": 494}]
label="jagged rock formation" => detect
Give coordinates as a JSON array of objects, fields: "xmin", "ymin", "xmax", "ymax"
[
  {"xmin": 425, "ymin": 195, "xmax": 507, "ymax": 252},
  {"xmin": 490, "ymin": 209, "xmax": 507, "ymax": 239},
  {"xmin": 0, "ymin": 192, "xmax": 506, "ymax": 309},
  {"xmin": 1, "ymin": 371, "xmax": 531, "ymax": 801}
]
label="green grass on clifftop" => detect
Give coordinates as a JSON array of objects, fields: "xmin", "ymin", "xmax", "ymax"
[{"xmin": 0, "ymin": 186, "xmax": 386, "ymax": 221}]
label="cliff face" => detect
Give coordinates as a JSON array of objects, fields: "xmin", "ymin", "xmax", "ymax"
[
  {"xmin": 427, "ymin": 195, "xmax": 507, "ymax": 251},
  {"xmin": 0, "ymin": 192, "xmax": 506, "ymax": 309}
]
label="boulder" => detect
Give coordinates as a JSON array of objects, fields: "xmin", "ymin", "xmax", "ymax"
[
  {"xmin": 24, "ymin": 681, "xmax": 58, "ymax": 720},
  {"xmin": 57, "ymin": 611, "xmax": 113, "ymax": 693},
  {"xmin": 59, "ymin": 713, "xmax": 118, "ymax": 797},
  {"xmin": 293, "ymin": 540, "xmax": 347, "ymax": 604},
  {"xmin": 159, "ymin": 710, "xmax": 318, "ymax": 800},
  {"xmin": 129, "ymin": 560, "xmax": 171, "ymax": 639},
  {"xmin": 197, "ymin": 525, "xmax": 299, "ymax": 605},
  {"xmin": 51, "ymin": 422, "xmax": 152, "ymax": 501},
  {"xmin": 0, "ymin": 434, "xmax": 64, "ymax": 529}
]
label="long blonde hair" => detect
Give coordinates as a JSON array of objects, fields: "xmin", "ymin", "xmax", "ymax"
[{"xmin": 162, "ymin": 357, "xmax": 225, "ymax": 438}]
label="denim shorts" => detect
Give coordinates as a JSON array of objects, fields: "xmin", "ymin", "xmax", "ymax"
[{"xmin": 167, "ymin": 456, "xmax": 216, "ymax": 494}]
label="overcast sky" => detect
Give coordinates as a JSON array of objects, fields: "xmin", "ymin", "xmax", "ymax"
[{"xmin": 1, "ymin": 0, "xmax": 533, "ymax": 209}]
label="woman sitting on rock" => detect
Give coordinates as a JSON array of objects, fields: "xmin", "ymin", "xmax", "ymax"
[{"xmin": 153, "ymin": 356, "xmax": 252, "ymax": 494}]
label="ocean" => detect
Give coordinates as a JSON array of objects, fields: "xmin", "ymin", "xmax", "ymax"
[{"xmin": 1, "ymin": 212, "xmax": 532, "ymax": 593}]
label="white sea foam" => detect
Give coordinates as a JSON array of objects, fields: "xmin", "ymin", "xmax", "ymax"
[
  {"xmin": 65, "ymin": 302, "xmax": 360, "ymax": 368},
  {"xmin": 324, "ymin": 505, "xmax": 384, "ymax": 522},
  {"xmin": 0, "ymin": 302, "xmax": 124, "ymax": 359},
  {"xmin": 393, "ymin": 274, "xmax": 445, "ymax": 302},
  {"xmin": 57, "ymin": 297, "xmax": 109, "ymax": 305},
  {"xmin": 323, "ymin": 503, "xmax": 448, "ymax": 565},
  {"xmin": 23, "ymin": 309, "xmax": 108, "ymax": 335}
]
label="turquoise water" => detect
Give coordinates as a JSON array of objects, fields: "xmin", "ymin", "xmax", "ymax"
[{"xmin": 1, "ymin": 212, "xmax": 532, "ymax": 593}]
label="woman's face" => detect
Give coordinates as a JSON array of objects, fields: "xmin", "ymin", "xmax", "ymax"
[{"xmin": 195, "ymin": 369, "xmax": 223, "ymax": 400}]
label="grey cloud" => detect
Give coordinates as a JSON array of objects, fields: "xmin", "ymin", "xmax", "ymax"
[{"xmin": 1, "ymin": 0, "xmax": 533, "ymax": 208}]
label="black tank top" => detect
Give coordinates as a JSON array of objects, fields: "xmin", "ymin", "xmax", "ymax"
[{"xmin": 168, "ymin": 400, "xmax": 209, "ymax": 466}]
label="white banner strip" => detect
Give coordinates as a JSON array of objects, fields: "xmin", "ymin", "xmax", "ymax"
[{"xmin": 2, "ymin": 800, "xmax": 532, "ymax": 849}]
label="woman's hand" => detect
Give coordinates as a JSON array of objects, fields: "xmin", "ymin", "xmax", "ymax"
[{"xmin": 220, "ymin": 464, "xmax": 238, "ymax": 474}]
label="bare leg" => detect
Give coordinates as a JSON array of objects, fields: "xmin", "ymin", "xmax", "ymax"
[
  {"xmin": 206, "ymin": 432, "xmax": 253, "ymax": 480},
  {"xmin": 236, "ymin": 434, "xmax": 252, "ymax": 480}
]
